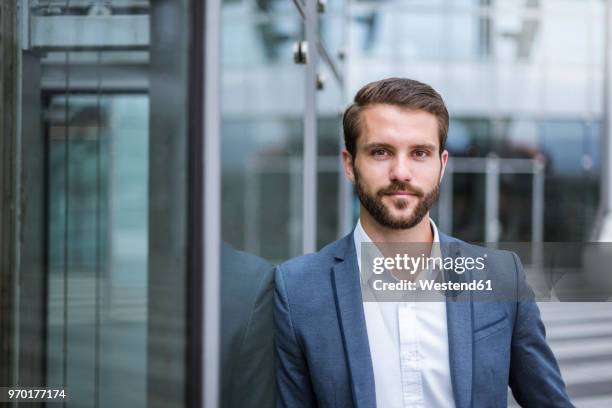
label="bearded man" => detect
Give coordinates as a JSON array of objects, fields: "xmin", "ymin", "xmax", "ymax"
[{"xmin": 274, "ymin": 78, "xmax": 573, "ymax": 408}]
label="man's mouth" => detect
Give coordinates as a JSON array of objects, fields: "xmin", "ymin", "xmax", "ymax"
[{"xmin": 385, "ymin": 191, "xmax": 419, "ymax": 197}]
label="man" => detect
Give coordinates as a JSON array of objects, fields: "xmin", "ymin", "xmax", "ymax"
[{"xmin": 274, "ymin": 78, "xmax": 573, "ymax": 407}]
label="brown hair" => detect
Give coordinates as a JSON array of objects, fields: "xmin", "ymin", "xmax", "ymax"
[{"xmin": 342, "ymin": 77, "xmax": 449, "ymax": 158}]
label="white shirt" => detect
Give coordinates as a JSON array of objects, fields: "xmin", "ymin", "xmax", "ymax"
[{"xmin": 354, "ymin": 219, "xmax": 456, "ymax": 408}]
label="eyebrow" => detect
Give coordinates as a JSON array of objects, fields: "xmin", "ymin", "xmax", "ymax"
[
  {"xmin": 362, "ymin": 142, "xmax": 394, "ymax": 150},
  {"xmin": 410, "ymin": 143, "xmax": 437, "ymax": 151},
  {"xmin": 361, "ymin": 142, "xmax": 437, "ymax": 151}
]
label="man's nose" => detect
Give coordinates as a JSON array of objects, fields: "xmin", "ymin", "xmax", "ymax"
[{"xmin": 389, "ymin": 156, "xmax": 413, "ymax": 182}]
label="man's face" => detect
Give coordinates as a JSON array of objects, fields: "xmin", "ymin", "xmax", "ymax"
[{"xmin": 342, "ymin": 104, "xmax": 448, "ymax": 230}]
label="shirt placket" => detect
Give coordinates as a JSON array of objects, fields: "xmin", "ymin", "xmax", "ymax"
[{"xmin": 398, "ymin": 302, "xmax": 424, "ymax": 408}]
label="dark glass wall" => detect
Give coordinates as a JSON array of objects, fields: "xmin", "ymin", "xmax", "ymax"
[{"xmin": 10, "ymin": 1, "xmax": 192, "ymax": 407}]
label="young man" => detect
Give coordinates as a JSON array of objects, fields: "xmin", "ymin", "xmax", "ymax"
[{"xmin": 274, "ymin": 78, "xmax": 573, "ymax": 407}]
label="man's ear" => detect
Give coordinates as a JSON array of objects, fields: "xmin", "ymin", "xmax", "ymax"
[
  {"xmin": 439, "ymin": 149, "xmax": 449, "ymax": 183},
  {"xmin": 342, "ymin": 149, "xmax": 356, "ymax": 184}
]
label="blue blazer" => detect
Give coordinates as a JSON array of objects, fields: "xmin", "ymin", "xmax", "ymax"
[{"xmin": 274, "ymin": 231, "xmax": 574, "ymax": 407}]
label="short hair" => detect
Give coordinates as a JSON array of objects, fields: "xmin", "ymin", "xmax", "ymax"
[{"xmin": 342, "ymin": 77, "xmax": 449, "ymax": 158}]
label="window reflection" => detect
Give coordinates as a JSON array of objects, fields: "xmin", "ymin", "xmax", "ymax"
[
  {"xmin": 22, "ymin": 1, "xmax": 188, "ymax": 407},
  {"xmin": 221, "ymin": 6, "xmax": 305, "ymax": 262},
  {"xmin": 45, "ymin": 91, "xmax": 149, "ymax": 407}
]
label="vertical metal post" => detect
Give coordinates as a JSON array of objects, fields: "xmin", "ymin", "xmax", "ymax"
[
  {"xmin": 20, "ymin": 0, "xmax": 29, "ymax": 51},
  {"xmin": 148, "ymin": 1, "xmax": 192, "ymax": 406},
  {"xmin": 17, "ymin": 50, "xmax": 46, "ymax": 396},
  {"xmin": 485, "ymin": 156, "xmax": 500, "ymax": 242},
  {"xmin": 291, "ymin": 157, "xmax": 303, "ymax": 256},
  {"xmin": 0, "ymin": 0, "xmax": 18, "ymax": 393},
  {"xmin": 532, "ymin": 158, "xmax": 545, "ymax": 244},
  {"xmin": 532, "ymin": 158, "xmax": 545, "ymax": 294},
  {"xmin": 302, "ymin": 0, "xmax": 319, "ymax": 254},
  {"xmin": 338, "ymin": 0, "xmax": 353, "ymax": 238},
  {"xmin": 203, "ymin": 0, "xmax": 221, "ymax": 407},
  {"xmin": 244, "ymin": 160, "xmax": 260, "ymax": 255}
]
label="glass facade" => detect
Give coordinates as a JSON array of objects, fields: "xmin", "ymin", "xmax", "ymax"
[
  {"xmin": 221, "ymin": 3, "xmax": 306, "ymax": 260},
  {"xmin": 216, "ymin": 3, "xmax": 346, "ymax": 404},
  {"xmin": 349, "ymin": 0, "xmax": 605, "ymax": 242},
  {"xmin": 4, "ymin": 0, "xmax": 347, "ymax": 407},
  {"xmin": 220, "ymin": 0, "xmax": 347, "ymax": 261},
  {"xmin": 1, "ymin": 0, "xmax": 611, "ymax": 407},
  {"xmin": 8, "ymin": 1, "xmax": 193, "ymax": 407},
  {"xmin": 46, "ymin": 92, "xmax": 150, "ymax": 406}
]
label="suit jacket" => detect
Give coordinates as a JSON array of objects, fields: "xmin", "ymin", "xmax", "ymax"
[
  {"xmin": 221, "ymin": 243, "xmax": 276, "ymax": 408},
  {"xmin": 274, "ymin": 231, "xmax": 574, "ymax": 408}
]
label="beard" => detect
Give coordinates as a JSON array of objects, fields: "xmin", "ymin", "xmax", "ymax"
[{"xmin": 354, "ymin": 165, "xmax": 440, "ymax": 230}]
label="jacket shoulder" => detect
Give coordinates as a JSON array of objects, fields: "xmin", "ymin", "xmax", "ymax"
[{"xmin": 276, "ymin": 234, "xmax": 350, "ymax": 279}]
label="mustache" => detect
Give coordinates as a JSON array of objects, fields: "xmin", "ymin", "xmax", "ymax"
[{"xmin": 377, "ymin": 182, "xmax": 424, "ymax": 197}]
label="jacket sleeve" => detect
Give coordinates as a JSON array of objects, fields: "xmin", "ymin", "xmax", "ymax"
[
  {"xmin": 508, "ymin": 252, "xmax": 575, "ymax": 407},
  {"xmin": 274, "ymin": 265, "xmax": 317, "ymax": 407}
]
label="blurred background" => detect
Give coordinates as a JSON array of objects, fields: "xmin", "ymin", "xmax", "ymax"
[{"xmin": 1, "ymin": 0, "xmax": 611, "ymax": 407}]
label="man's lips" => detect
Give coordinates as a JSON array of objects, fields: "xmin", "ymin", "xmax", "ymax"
[{"xmin": 385, "ymin": 191, "xmax": 418, "ymax": 196}]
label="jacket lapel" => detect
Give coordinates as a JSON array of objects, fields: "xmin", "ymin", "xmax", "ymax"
[
  {"xmin": 332, "ymin": 233, "xmax": 377, "ymax": 408},
  {"xmin": 440, "ymin": 233, "xmax": 474, "ymax": 408}
]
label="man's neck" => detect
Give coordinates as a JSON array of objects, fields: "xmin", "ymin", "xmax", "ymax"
[{"xmin": 360, "ymin": 209, "xmax": 433, "ymax": 243}]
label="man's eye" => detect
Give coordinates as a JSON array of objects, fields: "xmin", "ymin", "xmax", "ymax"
[
  {"xmin": 413, "ymin": 150, "xmax": 428, "ymax": 159},
  {"xmin": 372, "ymin": 149, "xmax": 389, "ymax": 156}
]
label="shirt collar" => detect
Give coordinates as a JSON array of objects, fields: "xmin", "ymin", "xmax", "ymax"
[{"xmin": 353, "ymin": 217, "xmax": 441, "ymax": 283}]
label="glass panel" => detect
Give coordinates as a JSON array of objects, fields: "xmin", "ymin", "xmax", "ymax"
[
  {"xmin": 453, "ymin": 0, "xmax": 489, "ymax": 9},
  {"xmin": 41, "ymin": 44, "xmax": 150, "ymax": 407},
  {"xmin": 320, "ymin": 14, "xmax": 346, "ymax": 68},
  {"xmin": 540, "ymin": 120, "xmax": 598, "ymax": 241},
  {"xmin": 349, "ymin": 10, "xmax": 445, "ymax": 60},
  {"xmin": 538, "ymin": 12, "xmax": 591, "ymax": 66},
  {"xmin": 589, "ymin": 1, "xmax": 606, "ymax": 68},
  {"xmin": 498, "ymin": 173, "xmax": 533, "ymax": 241},
  {"xmin": 218, "ymin": 2, "xmax": 305, "ymax": 407},
  {"xmin": 17, "ymin": 1, "xmax": 191, "ymax": 407},
  {"xmin": 326, "ymin": 0, "xmax": 346, "ymax": 13},
  {"xmin": 45, "ymin": 92, "xmax": 149, "ymax": 406},
  {"xmin": 349, "ymin": 6, "xmax": 489, "ymax": 62},
  {"xmin": 540, "ymin": 121, "xmax": 585, "ymax": 176},
  {"xmin": 317, "ymin": 63, "xmax": 344, "ymax": 248},
  {"xmin": 452, "ymin": 173, "xmax": 486, "ymax": 241},
  {"xmin": 448, "ymin": 118, "xmax": 493, "ymax": 157},
  {"xmin": 447, "ymin": 10, "xmax": 486, "ymax": 61},
  {"xmin": 498, "ymin": 119, "xmax": 540, "ymax": 158},
  {"xmin": 583, "ymin": 121, "xmax": 601, "ymax": 233},
  {"xmin": 221, "ymin": 3, "xmax": 305, "ymax": 262}
]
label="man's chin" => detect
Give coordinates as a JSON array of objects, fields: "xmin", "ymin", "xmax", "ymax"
[
  {"xmin": 380, "ymin": 209, "xmax": 418, "ymax": 226},
  {"xmin": 385, "ymin": 203, "xmax": 417, "ymax": 217},
  {"xmin": 384, "ymin": 194, "xmax": 419, "ymax": 207}
]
